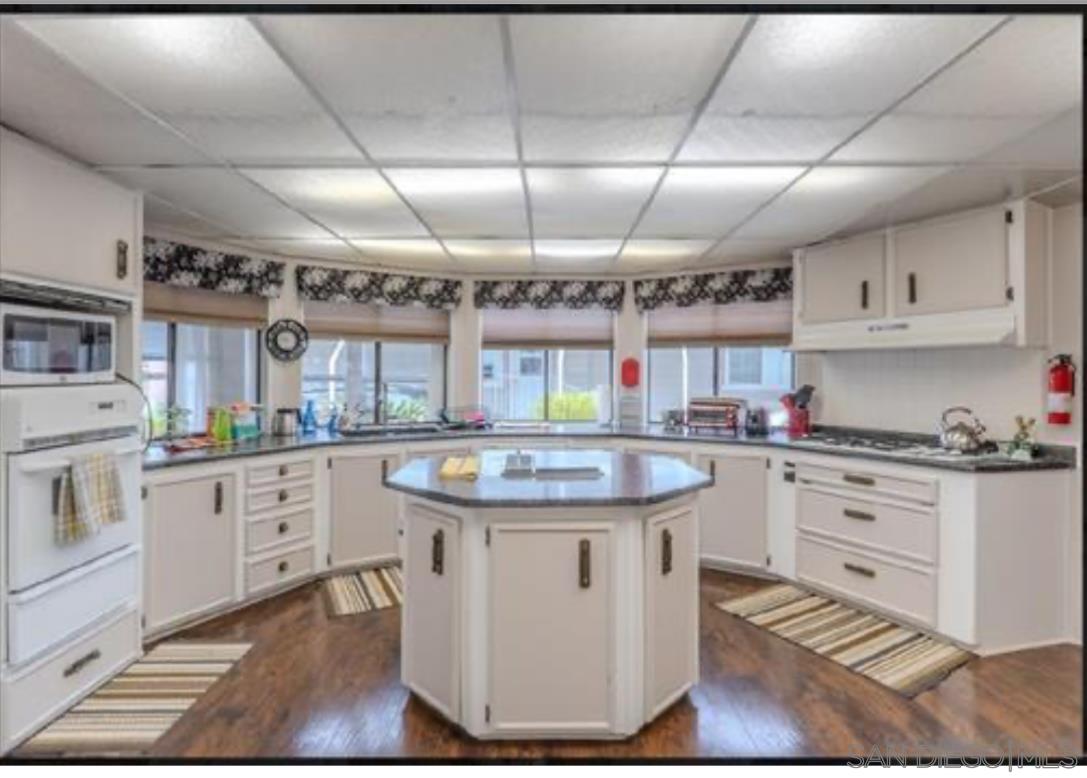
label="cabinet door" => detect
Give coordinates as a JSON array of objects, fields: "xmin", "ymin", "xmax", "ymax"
[
  {"xmin": 489, "ymin": 524, "xmax": 613, "ymax": 734},
  {"xmin": 146, "ymin": 474, "xmax": 235, "ymax": 630},
  {"xmin": 330, "ymin": 453, "xmax": 403, "ymax": 568},
  {"xmin": 800, "ymin": 234, "xmax": 885, "ymax": 323},
  {"xmin": 645, "ymin": 507, "xmax": 698, "ymax": 718},
  {"xmin": 696, "ymin": 455, "xmax": 767, "ymax": 570},
  {"xmin": 402, "ymin": 503, "xmax": 459, "ymax": 721},
  {"xmin": 892, "ymin": 208, "xmax": 1008, "ymax": 316},
  {"xmin": 0, "ymin": 131, "xmax": 140, "ymax": 297}
]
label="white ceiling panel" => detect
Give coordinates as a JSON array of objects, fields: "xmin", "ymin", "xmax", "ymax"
[
  {"xmin": 700, "ymin": 237, "xmax": 795, "ymax": 265},
  {"xmin": 17, "ymin": 16, "xmax": 359, "ymax": 163},
  {"xmin": 527, "ymin": 167, "xmax": 661, "ymax": 237},
  {"xmin": 0, "ymin": 21, "xmax": 207, "ymax": 165},
  {"xmin": 979, "ymin": 110, "xmax": 1082, "ymax": 169},
  {"xmin": 143, "ymin": 196, "xmax": 234, "ymax": 238},
  {"xmin": 834, "ymin": 16, "xmax": 1082, "ymax": 163},
  {"xmin": 615, "ymin": 239, "xmax": 714, "ymax": 270},
  {"xmin": 230, "ymin": 238, "xmax": 360, "ymax": 262},
  {"xmin": 241, "ymin": 168, "xmax": 427, "ymax": 237},
  {"xmin": 102, "ymin": 167, "xmax": 329, "ymax": 238},
  {"xmin": 734, "ymin": 166, "xmax": 949, "ymax": 243},
  {"xmin": 386, "ymin": 168, "xmax": 527, "ymax": 237},
  {"xmin": 258, "ymin": 15, "xmax": 516, "ymax": 162},
  {"xmin": 444, "ymin": 239, "xmax": 533, "ymax": 272},
  {"xmin": 681, "ymin": 14, "xmax": 999, "ymax": 162},
  {"xmin": 512, "ymin": 15, "xmax": 747, "ymax": 161},
  {"xmin": 635, "ymin": 167, "xmax": 803, "ymax": 238},
  {"xmin": 349, "ymin": 238, "xmax": 453, "ymax": 270}
]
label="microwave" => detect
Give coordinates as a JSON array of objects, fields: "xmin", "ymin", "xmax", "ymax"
[{"xmin": 0, "ymin": 302, "xmax": 116, "ymax": 386}]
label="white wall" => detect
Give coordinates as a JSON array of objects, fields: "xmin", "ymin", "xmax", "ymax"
[{"xmin": 613, "ymin": 280, "xmax": 647, "ymax": 426}]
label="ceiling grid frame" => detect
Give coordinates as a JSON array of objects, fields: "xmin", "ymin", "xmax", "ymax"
[{"xmin": 498, "ymin": 15, "xmax": 537, "ymax": 270}]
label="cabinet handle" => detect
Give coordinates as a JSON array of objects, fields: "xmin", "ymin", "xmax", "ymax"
[
  {"xmin": 842, "ymin": 473, "xmax": 875, "ymax": 487},
  {"xmin": 860, "ymin": 280, "xmax": 869, "ymax": 310},
  {"xmin": 278, "ymin": 489, "xmax": 289, "ymax": 503},
  {"xmin": 843, "ymin": 508, "xmax": 876, "ymax": 522},
  {"xmin": 907, "ymin": 272, "xmax": 917, "ymax": 304},
  {"xmin": 63, "ymin": 649, "xmax": 101, "ymax": 678},
  {"xmin": 578, "ymin": 539, "xmax": 591, "ymax": 589},
  {"xmin": 661, "ymin": 528, "xmax": 673, "ymax": 576},
  {"xmin": 381, "ymin": 459, "xmax": 388, "ymax": 483},
  {"xmin": 51, "ymin": 475, "xmax": 62, "ymax": 516},
  {"xmin": 116, "ymin": 239, "xmax": 128, "ymax": 280},
  {"xmin": 214, "ymin": 481, "xmax": 223, "ymax": 514},
  {"xmin": 432, "ymin": 529, "xmax": 444, "ymax": 576},
  {"xmin": 278, "ymin": 521, "xmax": 289, "ymax": 535},
  {"xmin": 843, "ymin": 562, "xmax": 876, "ymax": 578},
  {"xmin": 278, "ymin": 560, "xmax": 289, "ymax": 574},
  {"xmin": 279, "ymin": 464, "xmax": 289, "ymax": 477}
]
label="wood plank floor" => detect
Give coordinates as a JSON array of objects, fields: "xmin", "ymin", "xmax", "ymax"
[{"xmin": 127, "ymin": 570, "xmax": 1083, "ymax": 758}]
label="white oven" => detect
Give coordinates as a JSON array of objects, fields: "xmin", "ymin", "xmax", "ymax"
[{"xmin": 1, "ymin": 302, "xmax": 116, "ymax": 386}]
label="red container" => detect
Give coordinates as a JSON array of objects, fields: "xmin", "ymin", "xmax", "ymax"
[{"xmin": 785, "ymin": 407, "xmax": 811, "ymax": 437}]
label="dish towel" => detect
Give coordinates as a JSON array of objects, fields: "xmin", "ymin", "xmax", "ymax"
[
  {"xmin": 55, "ymin": 453, "xmax": 127, "ymax": 546},
  {"xmin": 438, "ymin": 455, "xmax": 480, "ymax": 481}
]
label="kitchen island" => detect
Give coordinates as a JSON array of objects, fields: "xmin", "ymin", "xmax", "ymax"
[{"xmin": 384, "ymin": 448, "xmax": 713, "ymax": 740}]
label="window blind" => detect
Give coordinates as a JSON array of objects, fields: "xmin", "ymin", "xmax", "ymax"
[
  {"xmin": 143, "ymin": 281, "xmax": 268, "ymax": 327},
  {"xmin": 303, "ymin": 300, "xmax": 450, "ymax": 343},
  {"xmin": 481, "ymin": 308, "xmax": 614, "ymax": 348},
  {"xmin": 646, "ymin": 299, "xmax": 792, "ymax": 346}
]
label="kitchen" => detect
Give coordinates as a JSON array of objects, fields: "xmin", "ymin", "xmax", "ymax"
[{"xmin": 0, "ymin": 7, "xmax": 1082, "ymax": 765}]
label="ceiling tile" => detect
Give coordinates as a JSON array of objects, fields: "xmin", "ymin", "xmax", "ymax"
[
  {"xmin": 635, "ymin": 167, "xmax": 803, "ymax": 238},
  {"xmin": 733, "ymin": 166, "xmax": 949, "ymax": 243},
  {"xmin": 534, "ymin": 239, "xmax": 622, "ymax": 263},
  {"xmin": 0, "ymin": 21, "xmax": 207, "ymax": 165},
  {"xmin": 102, "ymin": 167, "xmax": 329, "ymax": 238},
  {"xmin": 527, "ymin": 167, "xmax": 661, "ymax": 237},
  {"xmin": 444, "ymin": 239, "xmax": 533, "ymax": 271},
  {"xmin": 385, "ymin": 168, "xmax": 527, "ymax": 238},
  {"xmin": 258, "ymin": 15, "xmax": 516, "ymax": 162},
  {"xmin": 143, "ymin": 195, "xmax": 234, "ymax": 238},
  {"xmin": 615, "ymin": 239, "xmax": 714, "ymax": 270},
  {"xmin": 512, "ymin": 15, "xmax": 748, "ymax": 161},
  {"xmin": 681, "ymin": 14, "xmax": 999, "ymax": 162},
  {"xmin": 700, "ymin": 238, "xmax": 795, "ymax": 265},
  {"xmin": 348, "ymin": 238, "xmax": 453, "ymax": 270},
  {"xmin": 233, "ymin": 238, "xmax": 360, "ymax": 262},
  {"xmin": 834, "ymin": 16, "xmax": 1082, "ymax": 163},
  {"xmin": 979, "ymin": 110, "xmax": 1082, "ymax": 169},
  {"xmin": 17, "ymin": 16, "xmax": 359, "ymax": 163},
  {"xmin": 241, "ymin": 168, "xmax": 427, "ymax": 237}
]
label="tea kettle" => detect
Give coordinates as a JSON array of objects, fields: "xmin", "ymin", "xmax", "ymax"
[{"xmin": 938, "ymin": 406, "xmax": 988, "ymax": 453}]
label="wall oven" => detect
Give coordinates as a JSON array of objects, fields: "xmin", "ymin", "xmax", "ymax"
[{"xmin": 0, "ymin": 302, "xmax": 116, "ymax": 386}]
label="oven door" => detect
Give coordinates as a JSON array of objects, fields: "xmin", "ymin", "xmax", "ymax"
[
  {"xmin": 0, "ymin": 304, "xmax": 115, "ymax": 386},
  {"xmin": 7, "ymin": 434, "xmax": 142, "ymax": 592}
]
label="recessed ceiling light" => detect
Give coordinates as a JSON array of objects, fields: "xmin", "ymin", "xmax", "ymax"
[
  {"xmin": 385, "ymin": 168, "xmax": 524, "ymax": 198},
  {"xmin": 535, "ymin": 239, "xmax": 622, "ymax": 261}
]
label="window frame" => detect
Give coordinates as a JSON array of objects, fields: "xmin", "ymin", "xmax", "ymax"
[{"xmin": 481, "ymin": 346, "xmax": 614, "ymax": 423}]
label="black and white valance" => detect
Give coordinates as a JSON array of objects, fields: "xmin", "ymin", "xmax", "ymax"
[
  {"xmin": 633, "ymin": 267, "xmax": 792, "ymax": 312},
  {"xmin": 474, "ymin": 279, "xmax": 625, "ymax": 311},
  {"xmin": 296, "ymin": 265, "xmax": 461, "ymax": 310},
  {"xmin": 143, "ymin": 237, "xmax": 286, "ymax": 298}
]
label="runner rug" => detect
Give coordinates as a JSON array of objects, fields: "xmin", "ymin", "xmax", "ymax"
[{"xmin": 323, "ymin": 565, "xmax": 403, "ymax": 617}]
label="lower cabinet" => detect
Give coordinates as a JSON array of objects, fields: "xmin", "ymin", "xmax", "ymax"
[
  {"xmin": 329, "ymin": 452, "xmax": 403, "ymax": 568},
  {"xmin": 696, "ymin": 454, "xmax": 768, "ymax": 571},
  {"xmin": 144, "ymin": 473, "xmax": 236, "ymax": 633}
]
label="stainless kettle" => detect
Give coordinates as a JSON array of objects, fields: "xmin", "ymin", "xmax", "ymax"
[
  {"xmin": 272, "ymin": 407, "xmax": 299, "ymax": 437},
  {"xmin": 938, "ymin": 406, "xmax": 988, "ymax": 453}
]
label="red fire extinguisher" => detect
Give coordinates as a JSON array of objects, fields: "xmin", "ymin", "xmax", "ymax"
[{"xmin": 1047, "ymin": 354, "xmax": 1076, "ymax": 425}]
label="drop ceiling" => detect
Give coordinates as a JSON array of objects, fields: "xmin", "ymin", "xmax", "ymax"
[{"xmin": 0, "ymin": 12, "xmax": 1081, "ymax": 276}]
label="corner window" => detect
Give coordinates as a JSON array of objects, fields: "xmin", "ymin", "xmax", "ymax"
[{"xmin": 481, "ymin": 348, "xmax": 612, "ymax": 423}]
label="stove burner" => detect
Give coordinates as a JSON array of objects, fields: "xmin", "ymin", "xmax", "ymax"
[{"xmin": 795, "ymin": 432, "xmax": 1000, "ymax": 458}]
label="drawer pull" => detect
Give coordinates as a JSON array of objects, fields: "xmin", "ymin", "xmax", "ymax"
[
  {"xmin": 432, "ymin": 529, "xmax": 444, "ymax": 576},
  {"xmin": 661, "ymin": 528, "xmax": 673, "ymax": 576},
  {"xmin": 843, "ymin": 562, "xmax": 876, "ymax": 578},
  {"xmin": 278, "ymin": 489, "xmax": 289, "ymax": 503},
  {"xmin": 860, "ymin": 279, "xmax": 869, "ymax": 310},
  {"xmin": 277, "ymin": 521, "xmax": 290, "ymax": 534},
  {"xmin": 843, "ymin": 508, "xmax": 876, "ymax": 522},
  {"xmin": 578, "ymin": 539, "xmax": 591, "ymax": 589},
  {"xmin": 116, "ymin": 239, "xmax": 129, "ymax": 280},
  {"xmin": 278, "ymin": 560, "xmax": 289, "ymax": 574},
  {"xmin": 842, "ymin": 473, "xmax": 876, "ymax": 487},
  {"xmin": 908, "ymin": 272, "xmax": 918, "ymax": 304},
  {"xmin": 278, "ymin": 465, "xmax": 289, "ymax": 477},
  {"xmin": 214, "ymin": 481, "xmax": 223, "ymax": 514},
  {"xmin": 63, "ymin": 649, "xmax": 101, "ymax": 678}
]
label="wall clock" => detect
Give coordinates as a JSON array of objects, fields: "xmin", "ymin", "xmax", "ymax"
[{"xmin": 266, "ymin": 318, "xmax": 309, "ymax": 362}]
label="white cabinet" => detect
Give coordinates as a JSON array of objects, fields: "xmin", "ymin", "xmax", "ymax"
[
  {"xmin": 696, "ymin": 454, "xmax": 767, "ymax": 572},
  {"xmin": 799, "ymin": 234, "xmax": 885, "ymax": 323},
  {"xmin": 144, "ymin": 473, "xmax": 236, "ymax": 632},
  {"xmin": 0, "ymin": 129, "xmax": 141, "ymax": 297},
  {"xmin": 329, "ymin": 452, "xmax": 403, "ymax": 568},
  {"xmin": 488, "ymin": 522, "xmax": 614, "ymax": 735}
]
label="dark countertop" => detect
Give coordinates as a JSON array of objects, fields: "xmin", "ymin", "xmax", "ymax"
[
  {"xmin": 142, "ymin": 424, "xmax": 1077, "ymax": 474},
  {"xmin": 384, "ymin": 448, "xmax": 713, "ymax": 508}
]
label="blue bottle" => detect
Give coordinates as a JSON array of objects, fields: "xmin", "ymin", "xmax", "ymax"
[{"xmin": 301, "ymin": 400, "xmax": 318, "ymax": 435}]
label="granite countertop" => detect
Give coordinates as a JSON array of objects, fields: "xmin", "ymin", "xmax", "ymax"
[
  {"xmin": 142, "ymin": 424, "xmax": 1077, "ymax": 474},
  {"xmin": 384, "ymin": 448, "xmax": 713, "ymax": 508}
]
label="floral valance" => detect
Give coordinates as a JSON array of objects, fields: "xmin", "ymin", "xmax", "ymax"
[
  {"xmin": 633, "ymin": 267, "xmax": 792, "ymax": 312},
  {"xmin": 474, "ymin": 279, "xmax": 625, "ymax": 311},
  {"xmin": 143, "ymin": 237, "xmax": 286, "ymax": 298},
  {"xmin": 296, "ymin": 265, "xmax": 461, "ymax": 310}
]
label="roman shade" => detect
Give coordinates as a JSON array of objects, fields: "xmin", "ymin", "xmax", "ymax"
[
  {"xmin": 481, "ymin": 308, "xmax": 614, "ymax": 347},
  {"xmin": 303, "ymin": 300, "xmax": 450, "ymax": 343},
  {"xmin": 143, "ymin": 282, "xmax": 268, "ymax": 327}
]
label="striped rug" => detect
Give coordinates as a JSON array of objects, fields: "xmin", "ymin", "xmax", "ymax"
[
  {"xmin": 323, "ymin": 565, "xmax": 403, "ymax": 617},
  {"xmin": 20, "ymin": 641, "xmax": 251, "ymax": 756},
  {"xmin": 717, "ymin": 584, "xmax": 974, "ymax": 698}
]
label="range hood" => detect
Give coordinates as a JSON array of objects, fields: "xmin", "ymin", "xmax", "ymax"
[{"xmin": 790, "ymin": 306, "xmax": 1018, "ymax": 352}]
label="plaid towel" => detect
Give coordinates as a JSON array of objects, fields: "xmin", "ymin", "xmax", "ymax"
[{"xmin": 55, "ymin": 453, "xmax": 127, "ymax": 546}]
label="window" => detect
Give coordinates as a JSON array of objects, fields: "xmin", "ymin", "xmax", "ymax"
[
  {"xmin": 301, "ymin": 338, "xmax": 376, "ymax": 421},
  {"xmin": 647, "ymin": 345, "xmax": 794, "ymax": 423},
  {"xmin": 481, "ymin": 348, "xmax": 612, "ymax": 423},
  {"xmin": 380, "ymin": 342, "xmax": 446, "ymax": 421},
  {"xmin": 140, "ymin": 320, "xmax": 261, "ymax": 437}
]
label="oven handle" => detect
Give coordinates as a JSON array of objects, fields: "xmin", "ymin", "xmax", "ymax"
[{"xmin": 16, "ymin": 445, "xmax": 144, "ymax": 474}]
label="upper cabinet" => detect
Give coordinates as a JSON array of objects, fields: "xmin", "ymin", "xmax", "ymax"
[
  {"xmin": 791, "ymin": 199, "xmax": 1049, "ymax": 351},
  {"xmin": 0, "ymin": 129, "xmax": 141, "ymax": 298}
]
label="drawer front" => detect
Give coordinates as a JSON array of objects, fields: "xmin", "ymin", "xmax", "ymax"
[
  {"xmin": 245, "ymin": 481, "xmax": 314, "ymax": 515},
  {"xmin": 246, "ymin": 508, "xmax": 314, "ymax": 556},
  {"xmin": 245, "ymin": 545, "xmax": 314, "ymax": 596},
  {"xmin": 7, "ymin": 547, "xmax": 139, "ymax": 666},
  {"xmin": 246, "ymin": 458, "xmax": 314, "ymax": 488},
  {"xmin": 796, "ymin": 535, "xmax": 936, "ymax": 627},
  {"xmin": 796, "ymin": 462, "xmax": 937, "ymax": 505},
  {"xmin": 2, "ymin": 608, "xmax": 140, "ymax": 750},
  {"xmin": 797, "ymin": 488, "xmax": 937, "ymax": 563}
]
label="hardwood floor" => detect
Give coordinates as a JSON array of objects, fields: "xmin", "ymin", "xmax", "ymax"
[{"xmin": 129, "ymin": 570, "xmax": 1083, "ymax": 758}]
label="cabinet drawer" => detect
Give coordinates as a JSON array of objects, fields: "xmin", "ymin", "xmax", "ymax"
[
  {"xmin": 245, "ymin": 508, "xmax": 314, "ymax": 556},
  {"xmin": 796, "ymin": 535, "xmax": 936, "ymax": 627},
  {"xmin": 245, "ymin": 545, "xmax": 314, "ymax": 596},
  {"xmin": 797, "ymin": 488, "xmax": 936, "ymax": 563},
  {"xmin": 245, "ymin": 481, "xmax": 314, "ymax": 515},
  {"xmin": 796, "ymin": 462, "xmax": 937, "ymax": 505},
  {"xmin": 246, "ymin": 458, "xmax": 314, "ymax": 488},
  {"xmin": 2, "ymin": 608, "xmax": 140, "ymax": 750}
]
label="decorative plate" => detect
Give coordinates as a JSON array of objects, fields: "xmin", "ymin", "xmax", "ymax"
[{"xmin": 266, "ymin": 318, "xmax": 309, "ymax": 362}]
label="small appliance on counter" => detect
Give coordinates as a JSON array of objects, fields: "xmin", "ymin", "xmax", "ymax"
[
  {"xmin": 781, "ymin": 384, "xmax": 815, "ymax": 437},
  {"xmin": 687, "ymin": 397, "xmax": 746, "ymax": 434},
  {"xmin": 272, "ymin": 407, "xmax": 299, "ymax": 437},
  {"xmin": 663, "ymin": 408, "xmax": 686, "ymax": 431},
  {"xmin": 744, "ymin": 407, "xmax": 769, "ymax": 436}
]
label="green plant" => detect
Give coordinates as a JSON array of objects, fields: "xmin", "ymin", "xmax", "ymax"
[
  {"xmin": 387, "ymin": 397, "xmax": 429, "ymax": 421},
  {"xmin": 535, "ymin": 391, "xmax": 599, "ymax": 421}
]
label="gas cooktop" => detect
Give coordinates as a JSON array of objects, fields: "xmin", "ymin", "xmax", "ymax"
[{"xmin": 792, "ymin": 430, "xmax": 1001, "ymax": 460}]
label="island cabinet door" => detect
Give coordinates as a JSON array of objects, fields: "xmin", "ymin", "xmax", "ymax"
[
  {"xmin": 695, "ymin": 454, "xmax": 768, "ymax": 571},
  {"xmin": 488, "ymin": 523, "xmax": 613, "ymax": 735},
  {"xmin": 329, "ymin": 453, "xmax": 403, "ymax": 568},
  {"xmin": 645, "ymin": 507, "xmax": 698, "ymax": 718}
]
